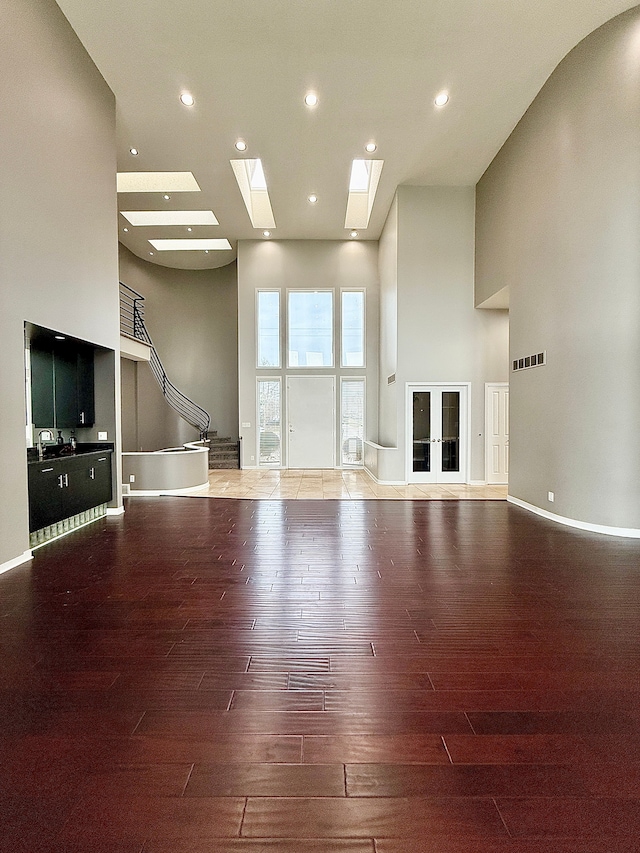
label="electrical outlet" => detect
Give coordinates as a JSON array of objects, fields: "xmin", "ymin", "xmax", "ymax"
[
  {"xmin": 548, "ymin": 491, "xmax": 554, "ymax": 502},
  {"xmin": 129, "ymin": 475, "xmax": 135, "ymax": 483},
  {"xmin": 98, "ymin": 431, "xmax": 108, "ymax": 441},
  {"xmin": 242, "ymin": 422, "xmax": 251, "ymax": 428},
  {"xmin": 250, "ymin": 455, "xmax": 255, "ymax": 461}
]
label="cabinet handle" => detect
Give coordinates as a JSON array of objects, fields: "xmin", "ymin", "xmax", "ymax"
[
  {"xmin": 97, "ymin": 457, "xmax": 107, "ymax": 462},
  {"xmin": 80, "ymin": 412, "xmax": 85, "ymax": 424},
  {"xmin": 58, "ymin": 475, "xmax": 65, "ymax": 489},
  {"xmin": 64, "ymin": 473, "xmax": 69, "ymax": 487},
  {"xmin": 41, "ymin": 467, "xmax": 54, "ymax": 473},
  {"xmin": 90, "ymin": 467, "xmax": 95, "ymax": 480}
]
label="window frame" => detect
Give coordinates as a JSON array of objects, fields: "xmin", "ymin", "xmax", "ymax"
[
  {"xmin": 256, "ymin": 376, "xmax": 282, "ymax": 467},
  {"xmin": 340, "ymin": 376, "xmax": 366, "ymax": 468},
  {"xmin": 256, "ymin": 289, "xmax": 281, "ymax": 369},
  {"xmin": 340, "ymin": 288, "xmax": 366, "ymax": 369}
]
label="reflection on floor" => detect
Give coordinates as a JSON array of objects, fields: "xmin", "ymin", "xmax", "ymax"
[{"xmin": 205, "ymin": 469, "xmax": 508, "ymax": 501}]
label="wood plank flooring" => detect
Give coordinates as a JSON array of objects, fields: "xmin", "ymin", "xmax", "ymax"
[{"xmin": 1, "ymin": 497, "xmax": 639, "ymax": 852}]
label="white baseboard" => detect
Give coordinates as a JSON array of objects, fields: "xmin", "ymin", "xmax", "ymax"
[
  {"xmin": 125, "ymin": 481, "xmax": 210, "ymax": 497},
  {"xmin": 107, "ymin": 506, "xmax": 125, "ymax": 516},
  {"xmin": 0, "ymin": 549, "xmax": 33, "ymax": 576},
  {"xmin": 508, "ymin": 495, "xmax": 640, "ymax": 539},
  {"xmin": 363, "ymin": 467, "xmax": 405, "ymax": 486}
]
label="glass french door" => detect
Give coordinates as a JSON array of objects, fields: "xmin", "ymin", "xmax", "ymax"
[{"xmin": 408, "ymin": 385, "xmax": 468, "ymax": 483}]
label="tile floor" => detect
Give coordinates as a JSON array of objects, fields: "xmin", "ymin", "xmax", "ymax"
[{"xmin": 205, "ymin": 469, "xmax": 508, "ymax": 501}]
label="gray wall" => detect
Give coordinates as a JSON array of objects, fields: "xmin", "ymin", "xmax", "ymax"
[
  {"xmin": 119, "ymin": 246, "xmax": 239, "ymax": 450},
  {"xmin": 378, "ymin": 186, "xmax": 509, "ymax": 482},
  {"xmin": 0, "ymin": 0, "xmax": 120, "ymax": 567},
  {"xmin": 476, "ymin": 6, "xmax": 640, "ymax": 529},
  {"xmin": 377, "ymin": 194, "xmax": 399, "ymax": 447},
  {"xmin": 237, "ymin": 240, "xmax": 380, "ymax": 468}
]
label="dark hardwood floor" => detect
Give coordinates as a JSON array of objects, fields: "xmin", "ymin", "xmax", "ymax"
[{"xmin": 1, "ymin": 497, "xmax": 639, "ymax": 852}]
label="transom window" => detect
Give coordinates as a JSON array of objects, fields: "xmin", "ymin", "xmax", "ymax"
[{"xmin": 287, "ymin": 290, "xmax": 333, "ymax": 367}]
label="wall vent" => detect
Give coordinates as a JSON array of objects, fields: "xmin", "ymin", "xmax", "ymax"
[
  {"xmin": 387, "ymin": 373, "xmax": 396, "ymax": 385},
  {"xmin": 512, "ymin": 351, "xmax": 546, "ymax": 372}
]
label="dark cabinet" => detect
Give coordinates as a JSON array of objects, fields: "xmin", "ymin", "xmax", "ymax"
[
  {"xmin": 30, "ymin": 342, "xmax": 95, "ymax": 428},
  {"xmin": 28, "ymin": 451, "xmax": 112, "ymax": 532}
]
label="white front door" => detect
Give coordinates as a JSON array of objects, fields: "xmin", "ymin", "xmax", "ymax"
[
  {"xmin": 485, "ymin": 383, "xmax": 509, "ymax": 484},
  {"xmin": 287, "ymin": 375, "xmax": 335, "ymax": 468},
  {"xmin": 407, "ymin": 384, "xmax": 469, "ymax": 484}
]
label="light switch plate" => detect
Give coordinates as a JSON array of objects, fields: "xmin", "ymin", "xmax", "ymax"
[
  {"xmin": 241, "ymin": 422, "xmax": 251, "ymax": 428},
  {"xmin": 98, "ymin": 431, "xmax": 108, "ymax": 440}
]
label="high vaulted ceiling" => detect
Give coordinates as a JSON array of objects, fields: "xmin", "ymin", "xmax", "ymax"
[{"xmin": 56, "ymin": 0, "xmax": 636, "ymax": 270}]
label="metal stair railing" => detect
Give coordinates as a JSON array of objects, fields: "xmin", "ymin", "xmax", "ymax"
[{"xmin": 119, "ymin": 282, "xmax": 211, "ymax": 440}]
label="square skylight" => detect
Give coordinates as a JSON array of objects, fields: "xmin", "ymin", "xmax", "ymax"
[
  {"xmin": 345, "ymin": 160, "xmax": 384, "ymax": 229},
  {"xmin": 148, "ymin": 239, "xmax": 232, "ymax": 251},
  {"xmin": 121, "ymin": 210, "xmax": 219, "ymax": 226},
  {"xmin": 230, "ymin": 159, "xmax": 276, "ymax": 229},
  {"xmin": 117, "ymin": 172, "xmax": 201, "ymax": 193}
]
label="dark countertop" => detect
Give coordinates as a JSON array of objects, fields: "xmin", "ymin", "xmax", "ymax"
[{"xmin": 27, "ymin": 443, "xmax": 114, "ymax": 464}]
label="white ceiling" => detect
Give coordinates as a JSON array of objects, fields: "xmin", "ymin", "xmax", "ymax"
[{"xmin": 55, "ymin": 0, "xmax": 636, "ymax": 270}]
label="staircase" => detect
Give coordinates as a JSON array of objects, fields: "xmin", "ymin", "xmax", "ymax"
[
  {"xmin": 120, "ymin": 282, "xmax": 211, "ymax": 440},
  {"xmin": 207, "ymin": 432, "xmax": 240, "ymax": 469}
]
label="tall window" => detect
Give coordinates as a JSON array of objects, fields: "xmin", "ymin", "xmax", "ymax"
[
  {"xmin": 258, "ymin": 379, "xmax": 281, "ymax": 465},
  {"xmin": 341, "ymin": 378, "xmax": 365, "ymax": 466},
  {"xmin": 287, "ymin": 291, "xmax": 333, "ymax": 367},
  {"xmin": 341, "ymin": 290, "xmax": 365, "ymax": 367},
  {"xmin": 257, "ymin": 291, "xmax": 280, "ymax": 368}
]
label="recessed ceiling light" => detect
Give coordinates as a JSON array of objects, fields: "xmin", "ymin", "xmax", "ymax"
[
  {"xmin": 350, "ymin": 230, "xmax": 359, "ymax": 238},
  {"xmin": 263, "ymin": 231, "xmax": 271, "ymax": 237},
  {"xmin": 54, "ymin": 335, "xmax": 66, "ymax": 340},
  {"xmin": 149, "ymin": 251, "xmax": 154, "ymax": 255},
  {"xmin": 435, "ymin": 92, "xmax": 449, "ymax": 107},
  {"xmin": 205, "ymin": 250, "xmax": 209, "ymax": 254},
  {"xmin": 180, "ymin": 92, "xmax": 195, "ymax": 106},
  {"xmin": 187, "ymin": 227, "xmax": 192, "ymax": 232},
  {"xmin": 123, "ymin": 227, "xmax": 129, "ymax": 232},
  {"xmin": 304, "ymin": 93, "xmax": 318, "ymax": 107},
  {"xmin": 308, "ymin": 194, "xmax": 318, "ymax": 204},
  {"xmin": 365, "ymin": 142, "xmax": 377, "ymax": 153},
  {"xmin": 235, "ymin": 139, "xmax": 247, "ymax": 151},
  {"xmin": 129, "ymin": 148, "xmax": 139, "ymax": 156},
  {"xmin": 120, "ymin": 210, "xmax": 219, "ymax": 226},
  {"xmin": 163, "ymin": 194, "xmax": 171, "ymax": 200}
]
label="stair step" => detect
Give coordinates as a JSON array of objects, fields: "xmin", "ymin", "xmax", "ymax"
[{"xmin": 209, "ymin": 460, "xmax": 240, "ymax": 469}]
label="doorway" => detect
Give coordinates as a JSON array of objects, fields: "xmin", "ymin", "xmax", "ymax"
[
  {"xmin": 407, "ymin": 383, "xmax": 469, "ymax": 483},
  {"xmin": 286, "ymin": 375, "xmax": 335, "ymax": 468},
  {"xmin": 485, "ymin": 383, "xmax": 509, "ymax": 484}
]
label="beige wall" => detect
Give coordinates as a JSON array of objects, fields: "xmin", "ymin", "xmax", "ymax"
[
  {"xmin": 237, "ymin": 240, "xmax": 379, "ymax": 468},
  {"xmin": 377, "ymin": 186, "xmax": 509, "ymax": 483},
  {"xmin": 476, "ymin": 6, "xmax": 640, "ymax": 530},
  {"xmin": 0, "ymin": 0, "xmax": 120, "ymax": 567},
  {"xmin": 119, "ymin": 246, "xmax": 239, "ymax": 450}
]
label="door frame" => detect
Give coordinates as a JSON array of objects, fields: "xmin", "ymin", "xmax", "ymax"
[
  {"xmin": 485, "ymin": 382, "xmax": 509, "ymax": 485},
  {"xmin": 405, "ymin": 382, "xmax": 471, "ymax": 484},
  {"xmin": 286, "ymin": 374, "xmax": 336, "ymax": 469}
]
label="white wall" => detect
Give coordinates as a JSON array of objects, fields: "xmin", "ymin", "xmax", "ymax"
[
  {"xmin": 237, "ymin": 240, "xmax": 379, "ymax": 468},
  {"xmin": 377, "ymin": 186, "xmax": 509, "ymax": 483},
  {"xmin": 476, "ymin": 6, "xmax": 640, "ymax": 530},
  {"xmin": 0, "ymin": 0, "xmax": 120, "ymax": 567}
]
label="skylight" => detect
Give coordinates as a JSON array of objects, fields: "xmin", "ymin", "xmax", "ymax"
[
  {"xmin": 116, "ymin": 172, "xmax": 201, "ymax": 193},
  {"xmin": 230, "ymin": 159, "xmax": 276, "ymax": 229},
  {"xmin": 345, "ymin": 159, "xmax": 383, "ymax": 229},
  {"xmin": 121, "ymin": 210, "xmax": 219, "ymax": 226},
  {"xmin": 148, "ymin": 239, "xmax": 232, "ymax": 251}
]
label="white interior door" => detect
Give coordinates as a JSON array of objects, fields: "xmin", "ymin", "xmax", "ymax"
[
  {"xmin": 407, "ymin": 384, "xmax": 469, "ymax": 484},
  {"xmin": 287, "ymin": 376, "xmax": 335, "ymax": 468},
  {"xmin": 485, "ymin": 383, "xmax": 509, "ymax": 484}
]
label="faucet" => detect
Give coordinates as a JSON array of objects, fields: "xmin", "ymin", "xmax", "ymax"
[{"xmin": 37, "ymin": 429, "xmax": 54, "ymax": 460}]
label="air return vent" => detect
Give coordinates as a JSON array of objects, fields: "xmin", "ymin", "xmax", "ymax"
[
  {"xmin": 512, "ymin": 351, "xmax": 546, "ymax": 372},
  {"xmin": 387, "ymin": 373, "xmax": 396, "ymax": 385}
]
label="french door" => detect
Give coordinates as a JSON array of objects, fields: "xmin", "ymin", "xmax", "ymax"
[{"xmin": 407, "ymin": 384, "xmax": 469, "ymax": 483}]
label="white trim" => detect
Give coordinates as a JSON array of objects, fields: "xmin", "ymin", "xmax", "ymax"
[
  {"xmin": 508, "ymin": 496, "xmax": 640, "ymax": 539},
  {"xmin": 126, "ymin": 481, "xmax": 210, "ymax": 497},
  {"xmin": 469, "ymin": 479, "xmax": 486, "ymax": 486},
  {"xmin": 0, "ymin": 550, "xmax": 33, "ymax": 576},
  {"xmin": 107, "ymin": 506, "xmax": 125, "ymax": 516},
  {"xmin": 363, "ymin": 467, "xmax": 404, "ymax": 486},
  {"xmin": 405, "ymin": 382, "xmax": 471, "ymax": 484}
]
